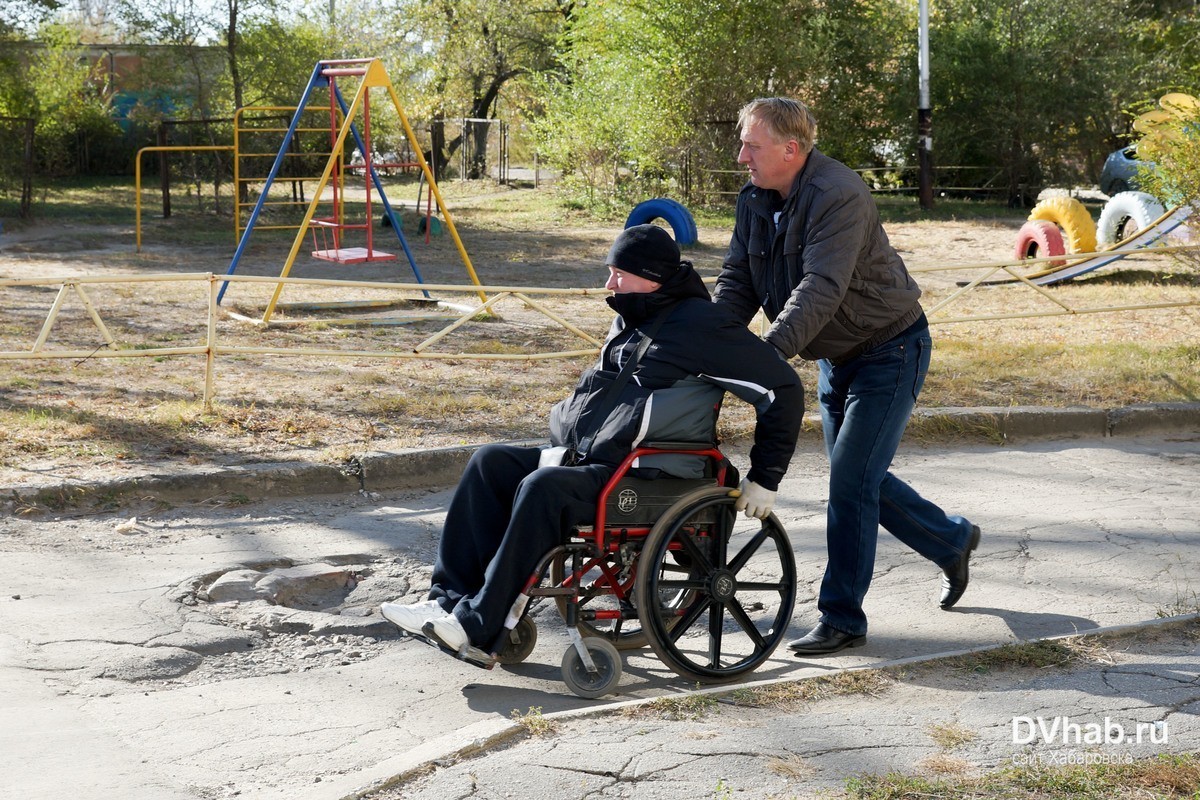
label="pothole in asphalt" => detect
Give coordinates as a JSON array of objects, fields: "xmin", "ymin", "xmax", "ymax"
[
  {"xmin": 187, "ymin": 554, "xmax": 428, "ymax": 619},
  {"xmin": 158, "ymin": 555, "xmax": 436, "ymax": 687}
]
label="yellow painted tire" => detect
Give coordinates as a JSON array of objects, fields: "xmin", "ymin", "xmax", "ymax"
[{"xmin": 1028, "ymin": 196, "xmax": 1097, "ymax": 254}]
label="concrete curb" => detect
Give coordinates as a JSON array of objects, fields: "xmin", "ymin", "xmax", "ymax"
[
  {"xmin": 6, "ymin": 405, "xmax": 1199, "ymax": 511},
  {"xmin": 5, "ymin": 442, "xmax": 505, "ymax": 512},
  {"xmin": 912, "ymin": 401, "xmax": 1200, "ymax": 442}
]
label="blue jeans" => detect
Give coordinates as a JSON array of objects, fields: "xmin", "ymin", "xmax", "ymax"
[{"xmin": 816, "ymin": 320, "xmax": 973, "ymax": 636}]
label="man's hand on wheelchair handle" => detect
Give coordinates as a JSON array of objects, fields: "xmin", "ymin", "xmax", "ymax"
[{"xmin": 734, "ymin": 479, "xmax": 776, "ymax": 519}]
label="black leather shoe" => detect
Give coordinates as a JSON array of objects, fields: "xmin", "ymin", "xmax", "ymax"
[
  {"xmin": 940, "ymin": 524, "xmax": 982, "ymax": 609},
  {"xmin": 788, "ymin": 622, "xmax": 866, "ymax": 656}
]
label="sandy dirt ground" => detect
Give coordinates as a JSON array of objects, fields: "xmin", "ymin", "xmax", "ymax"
[{"xmin": 1, "ymin": 186, "xmax": 1196, "ymax": 495}]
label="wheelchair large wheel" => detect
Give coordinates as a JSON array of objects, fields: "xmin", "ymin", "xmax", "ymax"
[
  {"xmin": 634, "ymin": 486, "xmax": 796, "ymax": 684},
  {"xmin": 561, "ymin": 637, "xmax": 623, "ymax": 699},
  {"xmin": 549, "ymin": 552, "xmax": 688, "ymax": 651}
]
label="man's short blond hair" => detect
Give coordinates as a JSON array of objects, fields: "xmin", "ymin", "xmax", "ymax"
[{"xmin": 738, "ymin": 97, "xmax": 818, "ymax": 154}]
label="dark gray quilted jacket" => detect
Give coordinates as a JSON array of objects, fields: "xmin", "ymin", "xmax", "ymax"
[{"xmin": 714, "ymin": 149, "xmax": 924, "ymax": 362}]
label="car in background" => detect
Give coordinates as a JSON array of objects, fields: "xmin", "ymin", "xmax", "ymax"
[{"xmin": 1099, "ymin": 145, "xmax": 1153, "ymax": 196}]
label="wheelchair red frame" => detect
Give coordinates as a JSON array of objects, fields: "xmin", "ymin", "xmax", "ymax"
[{"xmin": 456, "ymin": 443, "xmax": 797, "ymax": 699}]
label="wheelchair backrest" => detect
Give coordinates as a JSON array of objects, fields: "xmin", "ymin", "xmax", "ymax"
[{"xmin": 630, "ymin": 377, "xmax": 725, "ymax": 480}]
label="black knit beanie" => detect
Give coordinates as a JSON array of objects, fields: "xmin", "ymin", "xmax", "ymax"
[{"xmin": 605, "ymin": 224, "xmax": 681, "ymax": 282}]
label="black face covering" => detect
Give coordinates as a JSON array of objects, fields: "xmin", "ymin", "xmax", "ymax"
[{"xmin": 605, "ymin": 260, "xmax": 711, "ymax": 326}]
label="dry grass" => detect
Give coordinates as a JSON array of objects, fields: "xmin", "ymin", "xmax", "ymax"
[
  {"xmin": 731, "ymin": 669, "xmax": 894, "ymax": 710},
  {"xmin": 621, "ymin": 693, "xmax": 719, "ymax": 721},
  {"xmin": 2, "ymin": 181, "xmax": 1199, "ymax": 491},
  {"xmin": 926, "ymin": 721, "xmax": 979, "ymax": 750},
  {"xmin": 847, "ymin": 753, "xmax": 1200, "ymax": 799},
  {"xmin": 915, "ymin": 753, "xmax": 975, "ymax": 776},
  {"xmin": 767, "ymin": 753, "xmax": 816, "ymax": 779},
  {"xmin": 928, "ymin": 620, "xmax": 1198, "ymax": 679},
  {"xmin": 508, "ymin": 706, "xmax": 559, "ymax": 736},
  {"xmin": 938, "ymin": 640, "xmax": 1081, "ymax": 674}
]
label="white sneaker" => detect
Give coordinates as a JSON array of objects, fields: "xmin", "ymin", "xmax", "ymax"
[
  {"xmin": 424, "ymin": 615, "xmax": 469, "ymax": 652},
  {"xmin": 380, "ymin": 599, "xmax": 448, "ymax": 635}
]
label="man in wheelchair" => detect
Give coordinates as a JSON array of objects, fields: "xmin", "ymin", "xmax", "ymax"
[{"xmin": 382, "ymin": 224, "xmax": 803, "ymax": 659}]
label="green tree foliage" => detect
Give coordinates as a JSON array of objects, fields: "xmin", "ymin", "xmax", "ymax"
[
  {"xmin": 237, "ymin": 18, "xmax": 337, "ymax": 108},
  {"xmin": 928, "ymin": 0, "xmax": 1156, "ymax": 205},
  {"xmin": 533, "ymin": 0, "xmax": 916, "ymax": 207},
  {"xmin": 394, "ymin": 0, "xmax": 570, "ymax": 178},
  {"xmin": 0, "ymin": 46, "xmax": 36, "ymax": 120},
  {"xmin": 9, "ymin": 0, "xmax": 1200, "ymax": 208},
  {"xmin": 1136, "ymin": 100, "xmax": 1200, "ymax": 208},
  {"xmin": 1136, "ymin": 99, "xmax": 1200, "ymax": 273},
  {"xmin": 1126, "ymin": 0, "xmax": 1200, "ymax": 95},
  {"xmin": 784, "ymin": 0, "xmax": 915, "ymax": 169},
  {"xmin": 532, "ymin": 0, "xmax": 1200, "ymax": 209},
  {"xmin": 23, "ymin": 23, "xmax": 122, "ymax": 175},
  {"xmin": 0, "ymin": 0, "xmax": 62, "ymax": 37},
  {"xmin": 531, "ymin": 1, "xmax": 689, "ymax": 206},
  {"xmin": 399, "ymin": 0, "xmax": 569, "ymax": 121}
]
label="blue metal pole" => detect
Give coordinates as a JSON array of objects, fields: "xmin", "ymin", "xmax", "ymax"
[{"xmin": 217, "ymin": 61, "xmax": 328, "ymax": 305}]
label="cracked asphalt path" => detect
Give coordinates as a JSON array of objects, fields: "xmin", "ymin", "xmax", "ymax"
[
  {"xmin": 1, "ymin": 435, "xmax": 1198, "ymax": 799},
  {"xmin": 382, "ymin": 624, "xmax": 1198, "ymax": 799}
]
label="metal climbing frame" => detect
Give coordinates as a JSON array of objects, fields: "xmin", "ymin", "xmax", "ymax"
[
  {"xmin": 232, "ymin": 105, "xmax": 334, "ymax": 237},
  {"xmin": 218, "ymin": 58, "xmax": 486, "ymax": 321}
]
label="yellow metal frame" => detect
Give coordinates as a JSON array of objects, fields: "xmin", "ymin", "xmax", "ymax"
[
  {"xmin": 134, "ymin": 62, "xmax": 486, "ymax": 320},
  {"xmin": 135, "ymin": 144, "xmax": 234, "ymax": 252},
  {"xmin": 261, "ymin": 58, "xmax": 485, "ymax": 324},
  {"xmin": 916, "ymin": 243, "xmax": 1200, "ymax": 323},
  {"xmin": 0, "ymin": 272, "xmax": 606, "ymax": 413},
  {"xmin": 5, "ymin": 243, "xmax": 1198, "ymax": 414},
  {"xmin": 233, "ymin": 105, "xmax": 340, "ymax": 236}
]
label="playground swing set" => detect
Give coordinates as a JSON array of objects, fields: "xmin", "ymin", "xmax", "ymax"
[{"xmin": 218, "ymin": 57, "xmax": 486, "ymax": 326}]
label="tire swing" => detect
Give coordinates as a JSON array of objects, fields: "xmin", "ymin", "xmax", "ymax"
[
  {"xmin": 1096, "ymin": 191, "xmax": 1166, "ymax": 245},
  {"xmin": 624, "ymin": 198, "xmax": 698, "ymax": 246},
  {"xmin": 1028, "ymin": 196, "xmax": 1097, "ymax": 255},
  {"xmin": 1013, "ymin": 219, "xmax": 1067, "ymax": 268}
]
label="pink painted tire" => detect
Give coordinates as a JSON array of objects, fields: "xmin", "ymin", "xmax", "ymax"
[{"xmin": 1013, "ymin": 220, "xmax": 1067, "ymax": 268}]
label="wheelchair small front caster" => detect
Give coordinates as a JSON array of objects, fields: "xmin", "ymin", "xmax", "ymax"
[
  {"xmin": 561, "ymin": 636, "xmax": 622, "ymax": 699},
  {"xmin": 495, "ymin": 616, "xmax": 538, "ymax": 665}
]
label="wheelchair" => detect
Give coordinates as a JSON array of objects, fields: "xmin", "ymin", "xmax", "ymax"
[{"xmin": 439, "ymin": 442, "xmax": 797, "ymax": 699}]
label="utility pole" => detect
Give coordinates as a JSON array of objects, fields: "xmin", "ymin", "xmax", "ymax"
[{"xmin": 918, "ymin": 0, "xmax": 934, "ymax": 210}]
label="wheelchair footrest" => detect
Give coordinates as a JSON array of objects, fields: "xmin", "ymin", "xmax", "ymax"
[{"xmin": 405, "ymin": 631, "xmax": 497, "ymax": 670}]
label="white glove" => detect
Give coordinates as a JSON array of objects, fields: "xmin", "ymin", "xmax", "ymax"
[{"xmin": 734, "ymin": 479, "xmax": 776, "ymax": 520}]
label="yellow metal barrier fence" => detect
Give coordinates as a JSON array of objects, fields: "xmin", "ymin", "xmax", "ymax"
[
  {"xmin": 0, "ymin": 273, "xmax": 607, "ymax": 413},
  {"xmin": 3, "ymin": 244, "xmax": 1197, "ymax": 414},
  {"xmin": 914, "ymin": 242, "xmax": 1200, "ymax": 324}
]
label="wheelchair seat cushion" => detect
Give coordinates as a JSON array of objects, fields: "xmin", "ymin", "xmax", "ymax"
[{"xmin": 603, "ymin": 476, "xmax": 718, "ymax": 527}]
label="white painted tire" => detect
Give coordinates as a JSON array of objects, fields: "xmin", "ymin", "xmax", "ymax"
[{"xmin": 1097, "ymin": 191, "xmax": 1166, "ymax": 245}]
